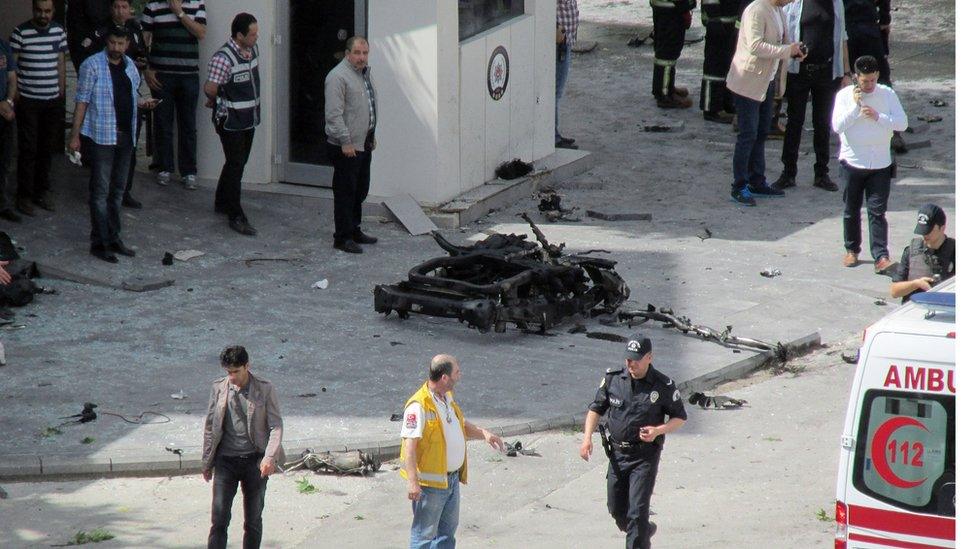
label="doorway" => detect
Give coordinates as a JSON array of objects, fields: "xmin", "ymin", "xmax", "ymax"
[{"xmin": 278, "ymin": 0, "xmax": 366, "ymax": 186}]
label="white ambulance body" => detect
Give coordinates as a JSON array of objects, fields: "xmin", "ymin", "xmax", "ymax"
[{"xmin": 834, "ymin": 281, "xmax": 955, "ymax": 548}]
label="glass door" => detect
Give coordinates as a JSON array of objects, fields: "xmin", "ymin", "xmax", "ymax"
[{"xmin": 278, "ymin": 0, "xmax": 366, "ymax": 186}]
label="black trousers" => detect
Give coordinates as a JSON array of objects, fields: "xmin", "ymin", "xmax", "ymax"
[
  {"xmin": 86, "ymin": 134, "xmax": 133, "ymax": 248},
  {"xmin": 700, "ymin": 20, "xmax": 736, "ymax": 113},
  {"xmin": 0, "ymin": 116, "xmax": 13, "ymax": 211},
  {"xmin": 326, "ymin": 138, "xmax": 372, "ymax": 242},
  {"xmin": 847, "ymin": 25, "xmax": 891, "ymax": 86},
  {"xmin": 208, "ymin": 453, "xmax": 268, "ymax": 549},
  {"xmin": 15, "ymin": 97, "xmax": 62, "ymax": 201},
  {"xmin": 124, "ymin": 114, "xmax": 145, "ymax": 197},
  {"xmin": 607, "ymin": 445, "xmax": 663, "ymax": 549},
  {"xmin": 842, "ymin": 161, "xmax": 891, "ymax": 261},
  {"xmin": 782, "ymin": 64, "xmax": 839, "ymax": 178},
  {"xmin": 651, "ymin": 7, "xmax": 687, "ymax": 98},
  {"xmin": 215, "ymin": 124, "xmax": 256, "ymax": 220}
]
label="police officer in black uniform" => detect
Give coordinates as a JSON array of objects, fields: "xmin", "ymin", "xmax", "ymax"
[
  {"xmin": 580, "ymin": 333, "xmax": 687, "ymax": 549},
  {"xmin": 650, "ymin": 0, "xmax": 695, "ymax": 109},
  {"xmin": 890, "ymin": 203, "xmax": 955, "ymax": 303},
  {"xmin": 699, "ymin": 0, "xmax": 740, "ymax": 123}
]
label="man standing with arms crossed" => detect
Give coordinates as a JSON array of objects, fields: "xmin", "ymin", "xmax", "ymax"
[
  {"xmin": 579, "ymin": 334, "xmax": 687, "ymax": 549},
  {"xmin": 324, "ymin": 36, "xmax": 379, "ymax": 254},
  {"xmin": 10, "ymin": 0, "xmax": 68, "ymax": 217},
  {"xmin": 399, "ymin": 354, "xmax": 505, "ymax": 549},
  {"xmin": 202, "ymin": 345, "xmax": 285, "ymax": 549},
  {"xmin": 204, "ymin": 13, "xmax": 260, "ymax": 237}
]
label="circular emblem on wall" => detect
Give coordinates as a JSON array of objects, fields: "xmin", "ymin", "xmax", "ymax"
[{"xmin": 487, "ymin": 46, "xmax": 510, "ymax": 101}]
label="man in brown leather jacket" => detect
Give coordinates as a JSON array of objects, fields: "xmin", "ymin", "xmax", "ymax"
[{"xmin": 202, "ymin": 345, "xmax": 285, "ymax": 549}]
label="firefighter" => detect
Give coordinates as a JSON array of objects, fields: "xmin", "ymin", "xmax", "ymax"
[
  {"xmin": 699, "ymin": 0, "xmax": 740, "ymax": 123},
  {"xmin": 651, "ymin": 0, "xmax": 695, "ymax": 109}
]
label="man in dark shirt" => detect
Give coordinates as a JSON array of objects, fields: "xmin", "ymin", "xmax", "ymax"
[
  {"xmin": 68, "ymin": 26, "xmax": 149, "ymax": 263},
  {"xmin": 772, "ymin": 0, "xmax": 850, "ymax": 194},
  {"xmin": 890, "ymin": 203, "xmax": 955, "ymax": 303},
  {"xmin": 580, "ymin": 334, "xmax": 687, "ymax": 548},
  {"xmin": 66, "ymin": 0, "xmax": 111, "ymax": 71}
]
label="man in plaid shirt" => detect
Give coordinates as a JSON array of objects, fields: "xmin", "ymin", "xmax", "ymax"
[{"xmin": 556, "ymin": 0, "xmax": 579, "ymax": 150}]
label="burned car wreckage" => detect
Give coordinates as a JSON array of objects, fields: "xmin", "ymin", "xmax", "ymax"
[{"xmin": 374, "ymin": 214, "xmax": 630, "ymax": 333}]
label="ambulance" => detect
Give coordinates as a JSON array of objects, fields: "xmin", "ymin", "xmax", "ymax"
[{"xmin": 834, "ymin": 280, "xmax": 955, "ymax": 548}]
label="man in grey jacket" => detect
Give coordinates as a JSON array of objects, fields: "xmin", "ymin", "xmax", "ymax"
[
  {"xmin": 203, "ymin": 345, "xmax": 285, "ymax": 549},
  {"xmin": 324, "ymin": 36, "xmax": 378, "ymax": 254}
]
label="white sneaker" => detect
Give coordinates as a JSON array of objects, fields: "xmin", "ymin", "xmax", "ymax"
[
  {"xmin": 157, "ymin": 171, "xmax": 171, "ymax": 186},
  {"xmin": 182, "ymin": 174, "xmax": 198, "ymax": 190}
]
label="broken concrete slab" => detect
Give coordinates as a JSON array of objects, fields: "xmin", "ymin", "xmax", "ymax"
[
  {"xmin": 36, "ymin": 262, "xmax": 175, "ymax": 293},
  {"xmin": 903, "ymin": 139, "xmax": 932, "ymax": 151},
  {"xmin": 382, "ymin": 194, "xmax": 438, "ymax": 236},
  {"xmin": 585, "ymin": 210, "xmax": 653, "ymax": 222},
  {"xmin": 173, "ymin": 250, "xmax": 205, "ymax": 261},
  {"xmin": 571, "ymin": 40, "xmax": 598, "ymax": 53}
]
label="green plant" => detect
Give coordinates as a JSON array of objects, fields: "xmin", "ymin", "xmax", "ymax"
[
  {"xmin": 67, "ymin": 529, "xmax": 115, "ymax": 545},
  {"xmin": 81, "ymin": 437, "xmax": 96, "ymax": 444},
  {"xmin": 41, "ymin": 426, "xmax": 63, "ymax": 438},
  {"xmin": 763, "ymin": 436, "xmax": 782, "ymax": 442},
  {"xmin": 815, "ymin": 508, "xmax": 831, "ymax": 522},
  {"xmin": 296, "ymin": 477, "xmax": 318, "ymax": 494},
  {"xmin": 354, "ymin": 515, "xmax": 364, "ymax": 521}
]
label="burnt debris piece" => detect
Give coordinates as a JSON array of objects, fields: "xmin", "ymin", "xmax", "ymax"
[{"xmin": 374, "ymin": 213, "xmax": 630, "ymax": 333}]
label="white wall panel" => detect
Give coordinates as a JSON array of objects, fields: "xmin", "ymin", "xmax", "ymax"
[
  {"xmin": 458, "ymin": 39, "xmax": 486, "ymax": 193},
  {"xmin": 508, "ymin": 16, "xmax": 535, "ymax": 163},
  {"xmin": 482, "ymin": 27, "xmax": 512, "ymax": 182},
  {"xmin": 528, "ymin": 0, "xmax": 556, "ymax": 160}
]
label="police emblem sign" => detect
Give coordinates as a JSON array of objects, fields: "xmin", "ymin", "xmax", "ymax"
[{"xmin": 487, "ymin": 46, "xmax": 509, "ymax": 101}]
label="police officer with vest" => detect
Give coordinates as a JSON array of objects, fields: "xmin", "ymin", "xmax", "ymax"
[
  {"xmin": 890, "ymin": 203, "xmax": 955, "ymax": 303},
  {"xmin": 204, "ymin": 13, "xmax": 261, "ymax": 236},
  {"xmin": 651, "ymin": 0, "xmax": 695, "ymax": 109},
  {"xmin": 580, "ymin": 334, "xmax": 687, "ymax": 549},
  {"xmin": 699, "ymin": 0, "xmax": 739, "ymax": 123}
]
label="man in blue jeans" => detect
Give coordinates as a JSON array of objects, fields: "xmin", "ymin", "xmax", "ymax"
[
  {"xmin": 555, "ymin": 0, "xmax": 579, "ymax": 149},
  {"xmin": 399, "ymin": 355, "xmax": 504, "ymax": 548},
  {"xmin": 68, "ymin": 27, "xmax": 153, "ymax": 263},
  {"xmin": 141, "ymin": 0, "xmax": 207, "ymax": 190}
]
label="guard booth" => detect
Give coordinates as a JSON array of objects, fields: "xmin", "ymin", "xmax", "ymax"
[{"xmin": 197, "ymin": 0, "xmax": 556, "ymax": 207}]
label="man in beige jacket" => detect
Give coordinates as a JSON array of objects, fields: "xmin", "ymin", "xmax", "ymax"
[
  {"xmin": 202, "ymin": 345, "xmax": 285, "ymax": 549},
  {"xmin": 726, "ymin": 0, "xmax": 805, "ymax": 206}
]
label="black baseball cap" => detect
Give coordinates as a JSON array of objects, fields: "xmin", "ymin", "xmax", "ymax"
[
  {"xmin": 914, "ymin": 203, "xmax": 946, "ymax": 235},
  {"xmin": 624, "ymin": 333, "xmax": 652, "ymax": 361}
]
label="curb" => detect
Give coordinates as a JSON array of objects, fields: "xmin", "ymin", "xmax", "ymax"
[{"xmin": 0, "ymin": 332, "xmax": 820, "ymax": 482}]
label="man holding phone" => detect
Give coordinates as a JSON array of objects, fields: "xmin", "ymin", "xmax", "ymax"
[{"xmin": 579, "ymin": 334, "xmax": 687, "ymax": 548}]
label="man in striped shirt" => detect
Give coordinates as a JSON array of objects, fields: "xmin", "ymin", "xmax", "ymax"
[
  {"xmin": 9, "ymin": 0, "xmax": 68, "ymax": 217},
  {"xmin": 141, "ymin": 0, "xmax": 206, "ymax": 190}
]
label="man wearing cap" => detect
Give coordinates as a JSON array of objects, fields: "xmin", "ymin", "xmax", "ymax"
[
  {"xmin": 579, "ymin": 334, "xmax": 687, "ymax": 549},
  {"xmin": 889, "ymin": 204, "xmax": 955, "ymax": 303},
  {"xmin": 399, "ymin": 354, "xmax": 505, "ymax": 548}
]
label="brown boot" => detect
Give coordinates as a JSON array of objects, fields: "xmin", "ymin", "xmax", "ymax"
[
  {"xmin": 842, "ymin": 252, "xmax": 858, "ymax": 268},
  {"xmin": 874, "ymin": 257, "xmax": 893, "ymax": 274},
  {"xmin": 656, "ymin": 92, "xmax": 692, "ymax": 109}
]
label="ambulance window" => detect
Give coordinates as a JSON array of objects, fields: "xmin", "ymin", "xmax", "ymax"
[{"xmin": 853, "ymin": 390, "xmax": 955, "ymax": 516}]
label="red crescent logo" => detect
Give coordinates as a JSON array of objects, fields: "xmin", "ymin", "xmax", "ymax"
[{"xmin": 870, "ymin": 416, "xmax": 930, "ymax": 489}]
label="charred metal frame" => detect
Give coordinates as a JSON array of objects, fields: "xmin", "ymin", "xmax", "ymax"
[{"xmin": 374, "ymin": 214, "xmax": 630, "ymax": 333}]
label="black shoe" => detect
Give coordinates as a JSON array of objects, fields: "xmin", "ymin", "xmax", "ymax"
[
  {"xmin": 108, "ymin": 241, "xmax": 136, "ymax": 257},
  {"xmin": 559, "ymin": 136, "xmax": 576, "ymax": 145},
  {"xmin": 16, "ymin": 198, "xmax": 35, "ymax": 217},
  {"xmin": 703, "ymin": 111, "xmax": 733, "ymax": 124},
  {"xmin": 731, "ymin": 188, "xmax": 757, "ymax": 206},
  {"xmin": 771, "ymin": 174, "xmax": 797, "ymax": 191},
  {"xmin": 813, "ymin": 175, "xmax": 839, "ymax": 192},
  {"xmin": 0, "ymin": 308, "xmax": 15, "ymax": 321},
  {"xmin": 229, "ymin": 216, "xmax": 257, "ymax": 236},
  {"xmin": 648, "ymin": 520, "xmax": 658, "ymax": 538},
  {"xmin": 122, "ymin": 194, "xmax": 143, "ymax": 209},
  {"xmin": 353, "ymin": 231, "xmax": 378, "ymax": 245},
  {"xmin": 748, "ymin": 182, "xmax": 785, "ymax": 196},
  {"xmin": 555, "ymin": 138, "xmax": 578, "ymax": 149},
  {"xmin": 0, "ymin": 209, "xmax": 22, "ymax": 223},
  {"xmin": 33, "ymin": 195, "xmax": 55, "ymax": 212},
  {"xmin": 334, "ymin": 239, "xmax": 363, "ymax": 254},
  {"xmin": 90, "ymin": 247, "xmax": 119, "ymax": 263}
]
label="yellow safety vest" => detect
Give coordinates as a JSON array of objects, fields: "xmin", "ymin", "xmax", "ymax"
[{"xmin": 399, "ymin": 383, "xmax": 469, "ymax": 488}]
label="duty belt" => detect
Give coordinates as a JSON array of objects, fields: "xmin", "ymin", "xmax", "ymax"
[
  {"xmin": 609, "ymin": 438, "xmax": 654, "ymax": 451},
  {"xmin": 799, "ymin": 61, "xmax": 832, "ymax": 72}
]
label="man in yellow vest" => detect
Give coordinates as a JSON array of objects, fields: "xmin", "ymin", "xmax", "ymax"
[{"xmin": 399, "ymin": 354, "xmax": 505, "ymax": 548}]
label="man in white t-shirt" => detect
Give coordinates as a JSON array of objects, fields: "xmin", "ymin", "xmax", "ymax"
[{"xmin": 399, "ymin": 354, "xmax": 504, "ymax": 549}]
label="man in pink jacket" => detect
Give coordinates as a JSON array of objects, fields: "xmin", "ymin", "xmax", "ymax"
[{"xmin": 726, "ymin": 0, "xmax": 806, "ymax": 206}]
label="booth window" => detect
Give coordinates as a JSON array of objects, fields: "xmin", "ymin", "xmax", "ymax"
[{"xmin": 459, "ymin": 0, "xmax": 525, "ymax": 41}]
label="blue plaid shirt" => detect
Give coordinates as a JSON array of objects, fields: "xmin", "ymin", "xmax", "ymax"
[{"xmin": 75, "ymin": 51, "xmax": 141, "ymax": 146}]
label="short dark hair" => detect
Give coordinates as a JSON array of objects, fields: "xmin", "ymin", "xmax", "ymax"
[
  {"xmin": 345, "ymin": 36, "xmax": 368, "ymax": 52},
  {"xmin": 220, "ymin": 346, "xmax": 249, "ymax": 368},
  {"xmin": 112, "ymin": 0, "xmax": 131, "ymax": 5},
  {"xmin": 106, "ymin": 25, "xmax": 130, "ymax": 41},
  {"xmin": 854, "ymin": 55, "xmax": 879, "ymax": 75},
  {"xmin": 32, "ymin": 0, "xmax": 53, "ymax": 9},
  {"xmin": 429, "ymin": 357, "xmax": 455, "ymax": 382},
  {"xmin": 231, "ymin": 13, "xmax": 257, "ymax": 40}
]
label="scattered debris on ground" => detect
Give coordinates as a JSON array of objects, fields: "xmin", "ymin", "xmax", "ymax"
[
  {"xmin": 495, "ymin": 158, "xmax": 533, "ymax": 180},
  {"xmin": 585, "ymin": 332, "xmax": 627, "ymax": 343},
  {"xmin": 585, "ymin": 210, "xmax": 653, "ymax": 222},
  {"xmin": 390, "ymin": 413, "xmax": 404, "ymax": 422},
  {"xmin": 874, "ymin": 298, "xmax": 887, "ymax": 306},
  {"xmin": 244, "ymin": 257, "xmax": 301, "ymax": 267},
  {"xmin": 916, "ymin": 115, "xmax": 943, "ymax": 123},
  {"xmin": 504, "ymin": 440, "xmax": 541, "ymax": 457},
  {"xmin": 841, "ymin": 350, "xmax": 860, "ymax": 364},
  {"xmin": 58, "ymin": 403, "xmax": 98, "ymax": 426},
  {"xmin": 688, "ymin": 392, "xmax": 747, "ymax": 409},
  {"xmin": 930, "ymin": 99, "xmax": 947, "ymax": 107},
  {"xmin": 162, "ymin": 252, "xmax": 174, "ymax": 266},
  {"xmin": 627, "ymin": 31, "xmax": 653, "ymax": 47},
  {"xmin": 536, "ymin": 186, "xmax": 580, "ymax": 222},
  {"xmin": 312, "ymin": 278, "xmax": 329, "ymax": 290},
  {"xmin": 696, "ymin": 227, "xmax": 712, "ymax": 241},
  {"xmin": 760, "ymin": 268, "xmax": 782, "ymax": 278},
  {"xmin": 284, "ymin": 450, "xmax": 380, "ymax": 476},
  {"xmin": 375, "ymin": 214, "xmax": 629, "ymax": 333},
  {"xmin": 170, "ymin": 390, "xmax": 187, "ymax": 400},
  {"xmin": 173, "ymin": 249, "xmax": 205, "ymax": 261}
]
